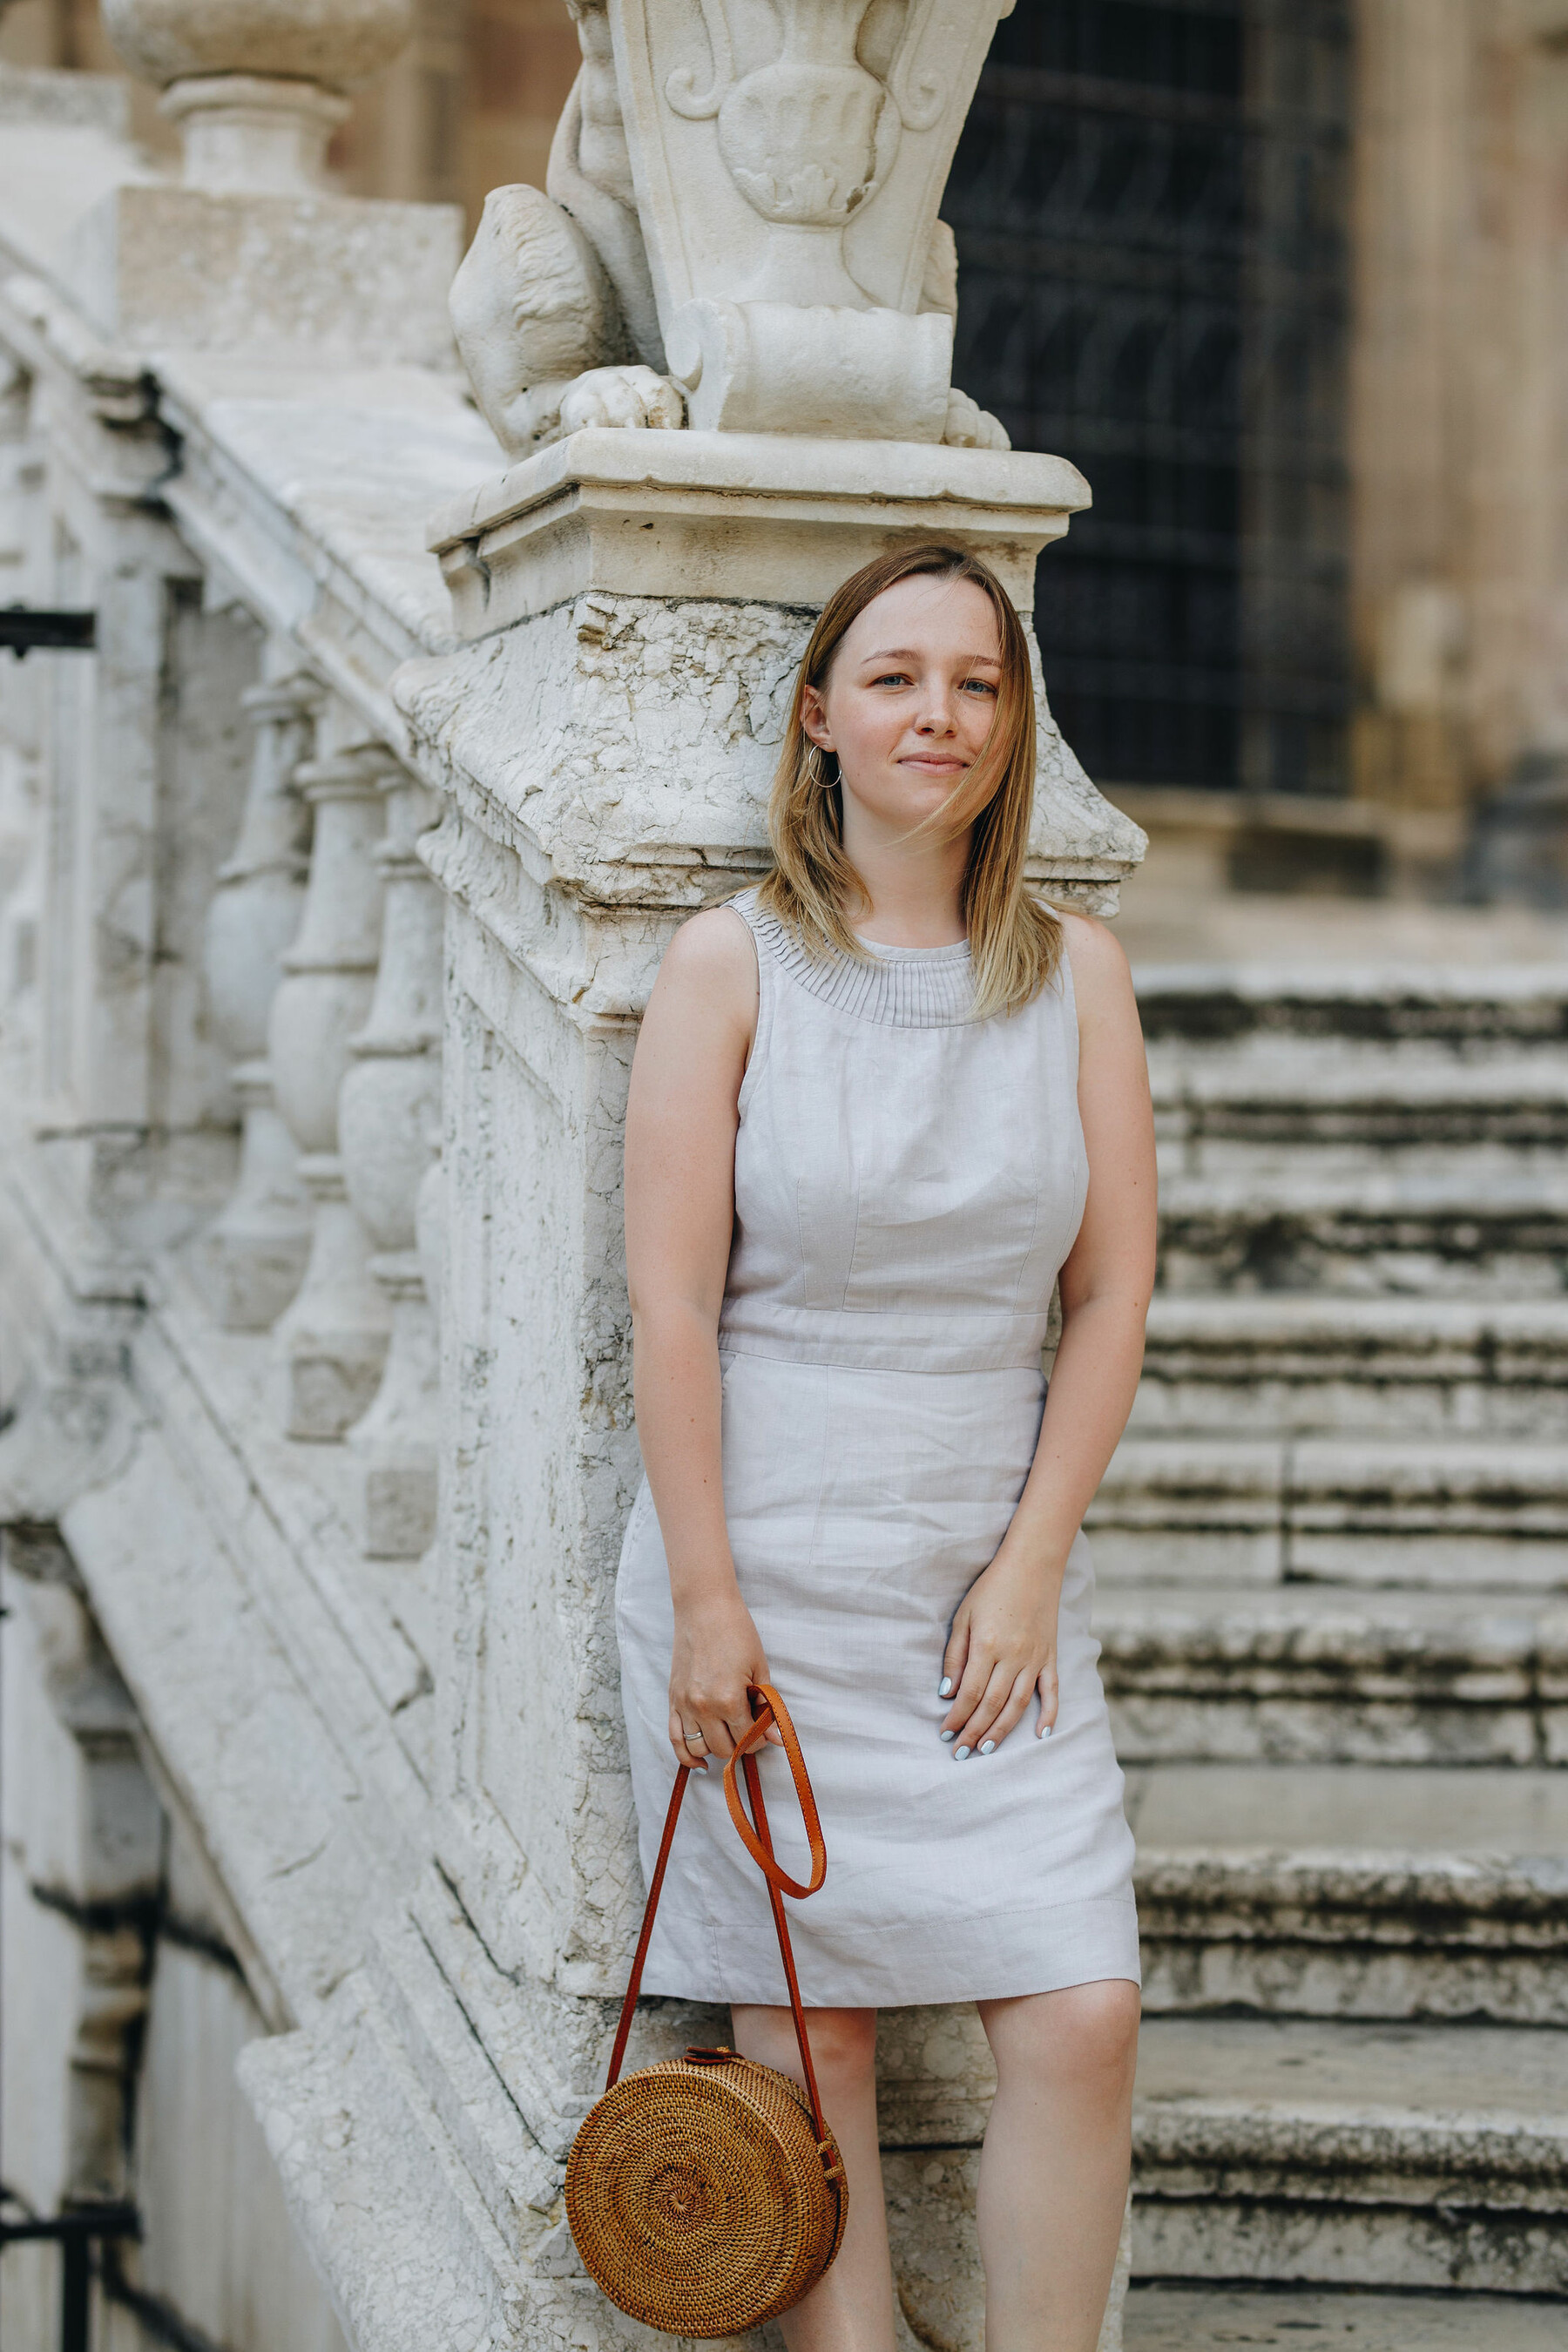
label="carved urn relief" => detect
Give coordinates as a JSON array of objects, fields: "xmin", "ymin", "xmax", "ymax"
[
  {"xmin": 608, "ymin": 0, "xmax": 1016, "ymax": 432},
  {"xmin": 675, "ymin": 0, "xmax": 896, "ymax": 305}
]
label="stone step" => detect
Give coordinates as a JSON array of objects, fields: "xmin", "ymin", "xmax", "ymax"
[
  {"xmin": 1124, "ymin": 2283, "xmax": 1568, "ymax": 2349},
  {"xmin": 1089, "ymin": 1437, "xmax": 1568, "ymax": 1588},
  {"xmin": 1132, "ymin": 2013, "xmax": 1568, "ymax": 2295},
  {"xmin": 1135, "ymin": 965, "xmax": 1568, "ymax": 1051},
  {"xmin": 1155, "ymin": 1173, "xmax": 1568, "ymax": 1296},
  {"xmin": 1133, "ymin": 1295, "xmax": 1568, "ymax": 1440},
  {"xmin": 1097, "ymin": 1582, "xmax": 1568, "ymax": 1765},
  {"xmin": 1125, "ymin": 1763, "xmax": 1568, "ymax": 2023},
  {"xmin": 1151, "ymin": 1049, "xmax": 1568, "ymax": 1163}
]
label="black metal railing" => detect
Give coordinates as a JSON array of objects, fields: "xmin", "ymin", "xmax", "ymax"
[
  {"xmin": 1, "ymin": 606, "xmax": 97, "ymax": 657},
  {"xmin": 0, "ymin": 2202, "xmax": 139, "ymax": 2352}
]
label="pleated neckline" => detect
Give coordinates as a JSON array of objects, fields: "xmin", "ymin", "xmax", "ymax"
[{"xmin": 736, "ymin": 891, "xmax": 976, "ymax": 1029}]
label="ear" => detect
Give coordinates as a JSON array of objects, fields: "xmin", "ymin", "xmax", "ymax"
[{"xmin": 799, "ymin": 684, "xmax": 835, "ymax": 752}]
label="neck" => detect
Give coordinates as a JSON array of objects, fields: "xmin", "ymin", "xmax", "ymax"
[{"xmin": 840, "ymin": 822, "xmax": 971, "ymax": 949}]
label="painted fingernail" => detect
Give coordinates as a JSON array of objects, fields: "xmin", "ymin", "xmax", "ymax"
[
  {"xmin": 1041, "ymin": 1725, "xmax": 1052, "ymax": 1739},
  {"xmin": 979, "ymin": 1740, "xmax": 996, "ymax": 1755},
  {"xmin": 939, "ymin": 1728, "xmax": 956, "ymax": 1743},
  {"xmin": 939, "ymin": 1678, "xmax": 954, "ymax": 1697},
  {"xmin": 953, "ymin": 1745, "xmax": 970, "ymax": 1760}
]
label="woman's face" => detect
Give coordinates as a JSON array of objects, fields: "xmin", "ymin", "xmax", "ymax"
[{"xmin": 801, "ymin": 574, "xmax": 1004, "ymax": 842}]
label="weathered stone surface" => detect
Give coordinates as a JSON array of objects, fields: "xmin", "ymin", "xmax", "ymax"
[
  {"xmin": 1125, "ymin": 2284, "xmax": 1568, "ymax": 2348},
  {"xmin": 1131, "ymin": 1294, "xmax": 1568, "ymax": 1442},
  {"xmin": 1127, "ymin": 1763, "xmax": 1568, "ymax": 2023},
  {"xmin": 1134, "ymin": 2014, "xmax": 1568, "ymax": 2294},
  {"xmin": 69, "ymin": 185, "xmax": 463, "ymax": 367},
  {"xmin": 1099, "ymin": 1579, "xmax": 1568, "ymax": 1765},
  {"xmin": 399, "ymin": 582, "xmax": 1141, "ymax": 936},
  {"xmin": 1091, "ymin": 1434, "xmax": 1568, "ymax": 1586}
]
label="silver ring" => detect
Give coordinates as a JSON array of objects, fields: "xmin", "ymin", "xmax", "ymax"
[{"xmin": 683, "ymin": 1729, "xmax": 706, "ymax": 1752}]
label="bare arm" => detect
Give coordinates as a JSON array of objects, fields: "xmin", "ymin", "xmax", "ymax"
[
  {"xmin": 941, "ymin": 912, "xmax": 1156, "ymax": 1755},
  {"xmin": 623, "ymin": 907, "xmax": 774, "ymax": 1767}
]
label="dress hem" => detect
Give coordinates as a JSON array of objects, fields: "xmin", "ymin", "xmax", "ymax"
[{"xmin": 639, "ymin": 1896, "xmax": 1142, "ymax": 2011}]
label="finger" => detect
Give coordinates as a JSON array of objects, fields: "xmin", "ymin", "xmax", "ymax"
[
  {"xmin": 975, "ymin": 1669, "xmax": 1037, "ymax": 1755},
  {"xmin": 1036, "ymin": 1664, "xmax": 1060, "ymax": 1738},
  {"xmin": 699, "ymin": 1712, "xmax": 740, "ymax": 1761},
  {"xmin": 938, "ymin": 1609, "xmax": 971, "ymax": 1707},
  {"xmin": 669, "ymin": 1712, "xmax": 710, "ymax": 1772},
  {"xmin": 951, "ymin": 1661, "xmax": 1017, "ymax": 1756},
  {"xmin": 941, "ymin": 1640, "xmax": 993, "ymax": 1740}
]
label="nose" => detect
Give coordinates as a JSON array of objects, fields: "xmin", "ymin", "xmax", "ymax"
[{"xmin": 916, "ymin": 679, "xmax": 958, "ymax": 735}]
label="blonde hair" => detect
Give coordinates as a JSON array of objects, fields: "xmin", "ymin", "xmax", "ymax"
[{"xmin": 756, "ymin": 543, "xmax": 1063, "ymax": 1021}]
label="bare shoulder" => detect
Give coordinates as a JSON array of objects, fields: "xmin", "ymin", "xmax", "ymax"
[
  {"xmin": 1055, "ymin": 908, "xmax": 1136, "ymax": 1019},
  {"xmin": 647, "ymin": 903, "xmax": 758, "ymax": 1033}
]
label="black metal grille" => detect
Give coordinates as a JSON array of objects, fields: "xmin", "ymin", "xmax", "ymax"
[{"xmin": 948, "ymin": 0, "xmax": 1351, "ymax": 792}]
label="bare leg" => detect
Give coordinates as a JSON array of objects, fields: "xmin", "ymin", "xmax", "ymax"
[
  {"xmin": 730, "ymin": 2004, "xmax": 899, "ymax": 2352},
  {"xmin": 976, "ymin": 1980, "xmax": 1139, "ymax": 2352}
]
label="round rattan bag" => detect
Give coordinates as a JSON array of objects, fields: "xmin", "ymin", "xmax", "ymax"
[{"xmin": 564, "ymin": 1686, "xmax": 848, "ymax": 2337}]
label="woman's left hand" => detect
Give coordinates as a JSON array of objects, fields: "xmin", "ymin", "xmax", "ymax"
[{"xmin": 937, "ymin": 1546, "xmax": 1062, "ymax": 1758}]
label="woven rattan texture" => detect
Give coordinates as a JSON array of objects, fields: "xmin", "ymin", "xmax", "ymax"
[{"xmin": 564, "ymin": 2053, "xmax": 848, "ymax": 2335}]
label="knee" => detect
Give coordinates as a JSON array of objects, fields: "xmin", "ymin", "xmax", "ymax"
[
  {"xmin": 1054, "ymin": 1981, "xmax": 1140, "ymax": 2110},
  {"xmin": 800, "ymin": 2007, "xmax": 879, "ymax": 2097},
  {"xmin": 990, "ymin": 1980, "xmax": 1140, "ymax": 2116}
]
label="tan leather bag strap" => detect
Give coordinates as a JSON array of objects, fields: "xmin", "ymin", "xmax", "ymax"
[{"xmin": 604, "ymin": 1682, "xmax": 831, "ymax": 2144}]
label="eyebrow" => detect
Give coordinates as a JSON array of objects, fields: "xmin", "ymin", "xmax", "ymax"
[{"xmin": 857, "ymin": 647, "xmax": 1004, "ymax": 666}]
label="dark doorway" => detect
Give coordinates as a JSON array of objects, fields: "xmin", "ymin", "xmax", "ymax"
[{"xmin": 947, "ymin": 0, "xmax": 1351, "ymax": 795}]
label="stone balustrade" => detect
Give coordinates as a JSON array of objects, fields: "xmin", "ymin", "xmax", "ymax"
[{"xmin": 0, "ymin": 17, "xmax": 1144, "ymax": 2352}]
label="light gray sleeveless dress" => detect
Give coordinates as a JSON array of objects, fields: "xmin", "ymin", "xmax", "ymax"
[{"xmin": 615, "ymin": 889, "xmax": 1139, "ymax": 2007}]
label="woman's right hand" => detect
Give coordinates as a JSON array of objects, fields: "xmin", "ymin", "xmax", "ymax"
[{"xmin": 668, "ymin": 1585, "xmax": 778, "ymax": 1770}]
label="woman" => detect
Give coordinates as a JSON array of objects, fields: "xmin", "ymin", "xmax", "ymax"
[{"xmin": 618, "ymin": 542, "xmax": 1153, "ymax": 2352}]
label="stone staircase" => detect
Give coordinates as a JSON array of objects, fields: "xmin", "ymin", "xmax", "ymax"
[{"xmin": 1102, "ymin": 966, "xmax": 1568, "ymax": 2343}]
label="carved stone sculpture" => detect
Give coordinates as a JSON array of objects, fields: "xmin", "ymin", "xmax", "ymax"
[
  {"xmin": 202, "ymin": 668, "xmax": 318, "ymax": 1331},
  {"xmin": 449, "ymin": 186, "xmax": 683, "ymax": 458},
  {"xmin": 449, "ymin": 0, "xmax": 1010, "ymax": 452}
]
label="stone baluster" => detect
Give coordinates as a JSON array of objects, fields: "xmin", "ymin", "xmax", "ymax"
[
  {"xmin": 267, "ymin": 735, "xmax": 389, "ymax": 1440},
  {"xmin": 339, "ymin": 767, "xmax": 444, "ymax": 1556},
  {"xmin": 202, "ymin": 662, "xmax": 319, "ymax": 1329}
]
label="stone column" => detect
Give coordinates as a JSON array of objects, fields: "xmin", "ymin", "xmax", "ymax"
[
  {"xmin": 339, "ymin": 765, "xmax": 444, "ymax": 1557},
  {"xmin": 202, "ymin": 663, "xmax": 319, "ymax": 1330},
  {"xmin": 267, "ymin": 738, "xmax": 389, "ymax": 1441}
]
